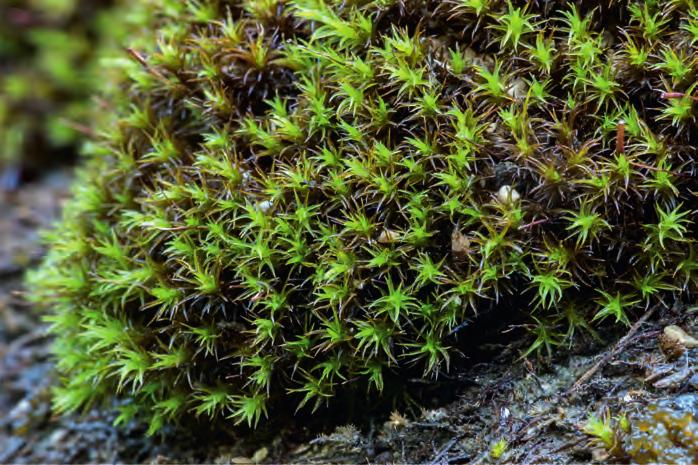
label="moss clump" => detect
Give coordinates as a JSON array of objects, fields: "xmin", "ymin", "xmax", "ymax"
[
  {"xmin": 31, "ymin": 0, "xmax": 698, "ymax": 432},
  {"xmin": 0, "ymin": 0, "xmax": 151, "ymax": 183}
]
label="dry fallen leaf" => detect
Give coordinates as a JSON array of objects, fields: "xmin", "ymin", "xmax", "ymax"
[
  {"xmin": 663, "ymin": 325, "xmax": 698, "ymax": 347},
  {"xmin": 251, "ymin": 447, "xmax": 268, "ymax": 464},
  {"xmin": 451, "ymin": 229, "xmax": 471, "ymax": 255},
  {"xmin": 660, "ymin": 325, "xmax": 698, "ymax": 360}
]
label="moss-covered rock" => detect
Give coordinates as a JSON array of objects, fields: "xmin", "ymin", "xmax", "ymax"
[{"xmin": 30, "ymin": 0, "xmax": 698, "ymax": 432}]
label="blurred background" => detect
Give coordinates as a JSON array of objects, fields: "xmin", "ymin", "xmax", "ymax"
[
  {"xmin": 0, "ymin": 0, "xmax": 148, "ymax": 190},
  {"xmin": 0, "ymin": 2, "xmax": 161, "ymax": 461},
  {"xmin": 0, "ymin": 0, "xmax": 155, "ymax": 347}
]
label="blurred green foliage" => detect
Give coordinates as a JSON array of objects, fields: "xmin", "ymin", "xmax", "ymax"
[{"xmin": 0, "ymin": 0, "xmax": 151, "ymax": 181}]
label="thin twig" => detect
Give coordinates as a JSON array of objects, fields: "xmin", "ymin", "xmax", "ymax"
[
  {"xmin": 552, "ymin": 437, "xmax": 587, "ymax": 454},
  {"xmin": 660, "ymin": 91, "xmax": 698, "ymax": 101},
  {"xmin": 615, "ymin": 120, "xmax": 625, "ymax": 154},
  {"xmin": 428, "ymin": 434, "xmax": 465, "ymax": 465},
  {"xmin": 628, "ymin": 161, "xmax": 692, "ymax": 178},
  {"xmin": 126, "ymin": 47, "xmax": 170, "ymax": 83},
  {"xmin": 565, "ymin": 305, "xmax": 657, "ymax": 395},
  {"xmin": 59, "ymin": 118, "xmax": 95, "ymax": 137},
  {"xmin": 518, "ymin": 217, "xmax": 549, "ymax": 230}
]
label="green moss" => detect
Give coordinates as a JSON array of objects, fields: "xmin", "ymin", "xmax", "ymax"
[{"xmin": 29, "ymin": 0, "xmax": 698, "ymax": 432}]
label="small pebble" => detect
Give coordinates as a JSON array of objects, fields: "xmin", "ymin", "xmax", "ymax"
[{"xmin": 497, "ymin": 185, "xmax": 521, "ymax": 204}]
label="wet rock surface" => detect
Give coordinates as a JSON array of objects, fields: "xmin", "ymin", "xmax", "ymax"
[
  {"xmin": 0, "ymin": 172, "xmax": 696, "ymax": 463},
  {"xmin": 623, "ymin": 394, "xmax": 698, "ymax": 465}
]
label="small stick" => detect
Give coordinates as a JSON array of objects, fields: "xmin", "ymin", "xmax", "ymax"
[
  {"xmin": 428, "ymin": 434, "xmax": 465, "ymax": 465},
  {"xmin": 628, "ymin": 161, "xmax": 692, "ymax": 178},
  {"xmin": 59, "ymin": 118, "xmax": 95, "ymax": 137},
  {"xmin": 615, "ymin": 119, "xmax": 625, "ymax": 154},
  {"xmin": 660, "ymin": 91, "xmax": 698, "ymax": 101},
  {"xmin": 565, "ymin": 305, "xmax": 656, "ymax": 395},
  {"xmin": 519, "ymin": 217, "xmax": 549, "ymax": 230},
  {"xmin": 126, "ymin": 46, "xmax": 150, "ymax": 67},
  {"xmin": 126, "ymin": 47, "xmax": 170, "ymax": 83}
]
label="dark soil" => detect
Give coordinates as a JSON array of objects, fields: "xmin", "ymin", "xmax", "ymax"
[{"xmin": 0, "ymin": 171, "xmax": 696, "ymax": 464}]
